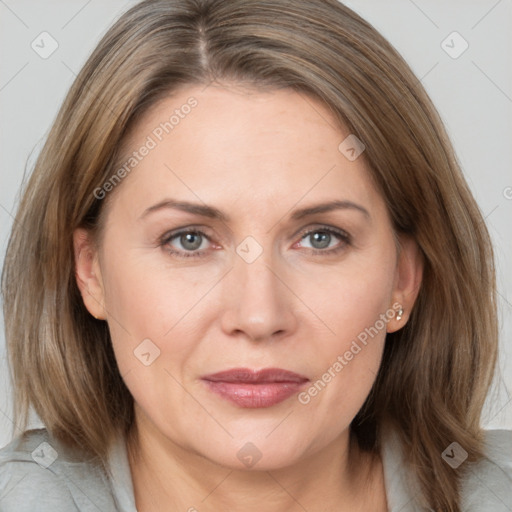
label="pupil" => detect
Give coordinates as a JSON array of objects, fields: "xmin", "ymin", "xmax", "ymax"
[
  {"xmin": 312, "ymin": 232, "xmax": 330, "ymax": 249},
  {"xmin": 182, "ymin": 233, "xmax": 201, "ymax": 250}
]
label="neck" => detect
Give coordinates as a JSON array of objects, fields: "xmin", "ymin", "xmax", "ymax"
[{"xmin": 126, "ymin": 413, "xmax": 386, "ymax": 512}]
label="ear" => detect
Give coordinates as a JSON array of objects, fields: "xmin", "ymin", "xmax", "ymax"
[
  {"xmin": 73, "ymin": 228, "xmax": 106, "ymax": 320},
  {"xmin": 387, "ymin": 235, "xmax": 424, "ymax": 333}
]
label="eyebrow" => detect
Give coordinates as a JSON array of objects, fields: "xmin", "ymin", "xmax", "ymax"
[{"xmin": 139, "ymin": 198, "xmax": 370, "ymax": 222}]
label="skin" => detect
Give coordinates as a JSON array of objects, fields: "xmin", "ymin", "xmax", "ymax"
[{"xmin": 74, "ymin": 83, "xmax": 423, "ymax": 512}]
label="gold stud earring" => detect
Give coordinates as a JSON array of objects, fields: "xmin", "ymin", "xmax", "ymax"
[{"xmin": 396, "ymin": 308, "xmax": 404, "ymax": 322}]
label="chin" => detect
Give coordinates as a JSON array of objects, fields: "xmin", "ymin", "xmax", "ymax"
[{"xmin": 191, "ymin": 432, "xmax": 311, "ymax": 471}]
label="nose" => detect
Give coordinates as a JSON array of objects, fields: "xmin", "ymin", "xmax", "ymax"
[{"xmin": 220, "ymin": 248, "xmax": 298, "ymax": 343}]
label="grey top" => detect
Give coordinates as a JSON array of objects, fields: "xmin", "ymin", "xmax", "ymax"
[{"xmin": 0, "ymin": 426, "xmax": 511, "ymax": 511}]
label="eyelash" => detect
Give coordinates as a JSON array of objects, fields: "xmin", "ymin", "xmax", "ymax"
[{"xmin": 159, "ymin": 225, "xmax": 352, "ymax": 259}]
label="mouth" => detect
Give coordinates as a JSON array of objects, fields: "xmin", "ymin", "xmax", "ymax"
[{"xmin": 201, "ymin": 368, "xmax": 309, "ymax": 408}]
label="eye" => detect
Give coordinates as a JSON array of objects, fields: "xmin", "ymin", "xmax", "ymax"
[
  {"xmin": 161, "ymin": 228, "xmax": 212, "ymax": 258},
  {"xmin": 160, "ymin": 225, "xmax": 351, "ymax": 259},
  {"xmin": 296, "ymin": 226, "xmax": 351, "ymax": 255}
]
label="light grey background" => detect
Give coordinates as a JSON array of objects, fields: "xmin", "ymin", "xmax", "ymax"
[{"xmin": 1, "ymin": 0, "xmax": 511, "ymax": 448}]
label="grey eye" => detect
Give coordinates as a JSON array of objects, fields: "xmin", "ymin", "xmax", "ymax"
[
  {"xmin": 177, "ymin": 232, "xmax": 204, "ymax": 251},
  {"xmin": 308, "ymin": 231, "xmax": 332, "ymax": 249}
]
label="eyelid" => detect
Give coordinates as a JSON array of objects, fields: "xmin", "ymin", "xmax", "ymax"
[{"xmin": 294, "ymin": 224, "xmax": 351, "ymax": 242}]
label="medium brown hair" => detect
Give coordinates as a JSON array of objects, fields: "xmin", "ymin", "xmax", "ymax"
[{"xmin": 1, "ymin": 1, "xmax": 497, "ymax": 510}]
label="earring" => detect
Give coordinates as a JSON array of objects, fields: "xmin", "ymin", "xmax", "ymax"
[{"xmin": 396, "ymin": 308, "xmax": 404, "ymax": 322}]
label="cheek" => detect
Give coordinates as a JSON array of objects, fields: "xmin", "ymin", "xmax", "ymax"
[
  {"xmin": 297, "ymin": 303, "xmax": 388, "ymax": 447},
  {"xmin": 305, "ymin": 254, "xmax": 395, "ymax": 349},
  {"xmin": 300, "ymin": 340, "xmax": 385, "ymax": 452},
  {"xmin": 100, "ymin": 252, "xmax": 216, "ymax": 395},
  {"xmin": 101, "ymin": 250, "xmax": 198, "ymax": 338},
  {"xmin": 296, "ymin": 253, "xmax": 395, "ymax": 419},
  {"xmin": 98, "ymin": 258, "xmax": 172, "ymax": 376}
]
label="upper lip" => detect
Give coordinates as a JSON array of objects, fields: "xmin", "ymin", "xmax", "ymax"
[{"xmin": 201, "ymin": 367, "xmax": 309, "ymax": 383}]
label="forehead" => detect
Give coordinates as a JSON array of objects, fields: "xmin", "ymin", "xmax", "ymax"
[{"xmin": 105, "ymin": 83, "xmax": 385, "ymax": 224}]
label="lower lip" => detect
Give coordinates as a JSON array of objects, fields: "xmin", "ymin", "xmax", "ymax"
[{"xmin": 203, "ymin": 381, "xmax": 307, "ymax": 408}]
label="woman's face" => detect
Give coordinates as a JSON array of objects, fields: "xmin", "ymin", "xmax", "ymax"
[{"xmin": 75, "ymin": 83, "xmax": 422, "ymax": 469}]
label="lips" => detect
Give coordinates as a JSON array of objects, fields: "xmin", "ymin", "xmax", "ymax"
[
  {"xmin": 202, "ymin": 368, "xmax": 309, "ymax": 384},
  {"xmin": 201, "ymin": 368, "xmax": 309, "ymax": 408}
]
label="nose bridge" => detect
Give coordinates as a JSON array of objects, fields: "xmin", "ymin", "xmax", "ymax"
[{"xmin": 220, "ymin": 237, "xmax": 296, "ymax": 341}]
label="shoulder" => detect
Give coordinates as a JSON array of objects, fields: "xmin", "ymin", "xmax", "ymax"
[
  {"xmin": 0, "ymin": 428, "xmax": 118, "ymax": 512},
  {"xmin": 0, "ymin": 428, "xmax": 78, "ymax": 510},
  {"xmin": 380, "ymin": 424, "xmax": 512, "ymax": 511},
  {"xmin": 461, "ymin": 429, "xmax": 512, "ymax": 511}
]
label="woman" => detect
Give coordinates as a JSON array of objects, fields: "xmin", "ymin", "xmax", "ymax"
[{"xmin": 1, "ymin": 0, "xmax": 510, "ymax": 510}]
